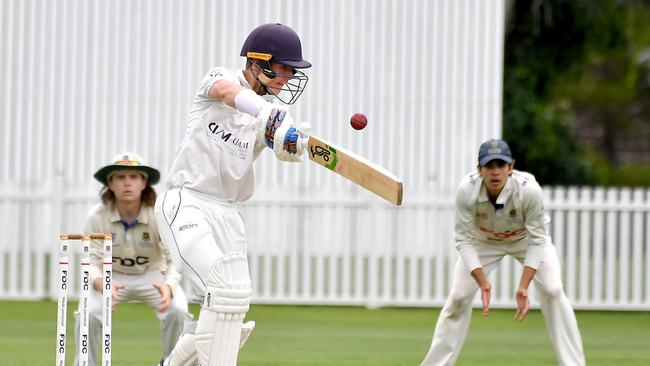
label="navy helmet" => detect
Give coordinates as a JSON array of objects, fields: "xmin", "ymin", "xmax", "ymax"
[{"xmin": 241, "ymin": 23, "xmax": 310, "ymax": 104}]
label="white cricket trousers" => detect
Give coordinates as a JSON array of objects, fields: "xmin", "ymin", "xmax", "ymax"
[
  {"xmin": 155, "ymin": 187, "xmax": 250, "ymax": 366},
  {"xmin": 74, "ymin": 269, "xmax": 190, "ymax": 366},
  {"xmin": 155, "ymin": 187, "xmax": 248, "ymax": 296},
  {"xmin": 421, "ymin": 240, "xmax": 585, "ymax": 366}
]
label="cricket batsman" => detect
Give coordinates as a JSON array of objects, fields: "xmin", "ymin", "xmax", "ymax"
[{"xmin": 154, "ymin": 23, "xmax": 311, "ymax": 366}]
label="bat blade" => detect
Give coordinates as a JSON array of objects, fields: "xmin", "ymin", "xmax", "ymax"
[{"xmin": 304, "ymin": 134, "xmax": 403, "ymax": 205}]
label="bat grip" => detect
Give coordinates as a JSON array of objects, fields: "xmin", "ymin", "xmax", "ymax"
[{"xmin": 300, "ymin": 137, "xmax": 309, "ymax": 150}]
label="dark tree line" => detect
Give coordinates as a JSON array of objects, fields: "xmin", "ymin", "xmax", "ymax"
[{"xmin": 503, "ymin": 0, "xmax": 650, "ymax": 186}]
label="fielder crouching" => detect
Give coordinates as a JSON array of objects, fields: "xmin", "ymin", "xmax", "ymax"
[
  {"xmin": 74, "ymin": 153, "xmax": 192, "ymax": 366},
  {"xmin": 420, "ymin": 139, "xmax": 585, "ymax": 366}
]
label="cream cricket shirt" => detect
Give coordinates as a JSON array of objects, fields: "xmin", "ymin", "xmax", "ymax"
[
  {"xmin": 166, "ymin": 67, "xmax": 269, "ymax": 201},
  {"xmin": 85, "ymin": 203, "xmax": 181, "ymax": 291},
  {"xmin": 454, "ymin": 170, "xmax": 550, "ymax": 272}
]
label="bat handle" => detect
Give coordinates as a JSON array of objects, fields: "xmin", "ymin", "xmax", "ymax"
[
  {"xmin": 299, "ymin": 136, "xmax": 309, "ymax": 150},
  {"xmin": 297, "ymin": 125, "xmax": 310, "ymax": 150}
]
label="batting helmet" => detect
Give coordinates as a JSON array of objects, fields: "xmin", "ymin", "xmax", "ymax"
[
  {"xmin": 240, "ymin": 23, "xmax": 310, "ymax": 104},
  {"xmin": 240, "ymin": 23, "xmax": 311, "ymax": 69}
]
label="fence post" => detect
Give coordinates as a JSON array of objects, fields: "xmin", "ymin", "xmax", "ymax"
[
  {"xmin": 592, "ymin": 187, "xmax": 605, "ymax": 304},
  {"xmin": 631, "ymin": 188, "xmax": 645, "ymax": 305}
]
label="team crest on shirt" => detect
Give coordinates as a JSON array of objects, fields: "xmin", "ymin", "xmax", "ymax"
[{"xmin": 139, "ymin": 232, "xmax": 153, "ymax": 248}]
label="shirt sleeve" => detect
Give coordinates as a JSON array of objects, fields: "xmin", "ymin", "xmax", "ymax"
[
  {"xmin": 197, "ymin": 67, "xmax": 238, "ymax": 98},
  {"xmin": 522, "ymin": 181, "xmax": 548, "ymax": 270},
  {"xmin": 455, "ymin": 185, "xmax": 481, "ymax": 272},
  {"xmin": 85, "ymin": 212, "xmax": 104, "ymax": 288}
]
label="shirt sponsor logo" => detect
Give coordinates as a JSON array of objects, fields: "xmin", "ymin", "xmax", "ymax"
[
  {"xmin": 469, "ymin": 173, "xmax": 479, "ymax": 185},
  {"xmin": 209, "ymin": 68, "xmax": 223, "ymax": 78},
  {"xmin": 208, "ymin": 123, "xmax": 233, "ymax": 142},
  {"xmin": 179, "ymin": 223, "xmax": 198, "ymax": 231},
  {"xmin": 206, "ymin": 123, "xmax": 251, "ymax": 160},
  {"xmin": 478, "ymin": 226, "xmax": 527, "ymax": 239},
  {"xmin": 113, "ymin": 256, "xmax": 150, "ymax": 266}
]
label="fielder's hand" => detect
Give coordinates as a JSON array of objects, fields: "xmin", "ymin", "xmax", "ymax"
[
  {"xmin": 112, "ymin": 283, "xmax": 126, "ymax": 310},
  {"xmin": 154, "ymin": 283, "xmax": 172, "ymax": 312},
  {"xmin": 514, "ymin": 287, "xmax": 529, "ymax": 321},
  {"xmin": 480, "ymin": 282, "xmax": 492, "ymax": 316}
]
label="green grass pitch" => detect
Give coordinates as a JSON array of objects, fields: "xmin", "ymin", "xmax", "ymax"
[{"xmin": 1, "ymin": 300, "xmax": 648, "ymax": 365}]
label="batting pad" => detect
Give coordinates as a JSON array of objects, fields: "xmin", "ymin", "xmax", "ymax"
[{"xmin": 195, "ymin": 253, "xmax": 251, "ymax": 366}]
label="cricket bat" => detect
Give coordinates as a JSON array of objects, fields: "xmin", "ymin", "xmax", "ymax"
[{"xmin": 301, "ymin": 134, "xmax": 403, "ymax": 205}]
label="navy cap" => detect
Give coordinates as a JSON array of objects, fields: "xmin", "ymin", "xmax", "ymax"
[
  {"xmin": 478, "ymin": 139, "xmax": 513, "ymax": 166},
  {"xmin": 240, "ymin": 23, "xmax": 311, "ymax": 69}
]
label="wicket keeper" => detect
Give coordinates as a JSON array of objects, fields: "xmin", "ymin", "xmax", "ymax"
[{"xmin": 74, "ymin": 153, "xmax": 191, "ymax": 366}]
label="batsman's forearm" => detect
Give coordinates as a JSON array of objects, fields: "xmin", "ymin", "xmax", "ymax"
[{"xmin": 518, "ymin": 266, "xmax": 537, "ymax": 289}]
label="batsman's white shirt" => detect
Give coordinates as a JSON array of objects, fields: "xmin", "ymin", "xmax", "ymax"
[
  {"xmin": 85, "ymin": 203, "xmax": 182, "ymax": 293},
  {"xmin": 166, "ymin": 67, "xmax": 268, "ymax": 201},
  {"xmin": 455, "ymin": 169, "xmax": 549, "ymax": 272}
]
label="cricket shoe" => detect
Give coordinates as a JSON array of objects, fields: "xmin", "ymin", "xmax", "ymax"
[{"xmin": 157, "ymin": 357, "xmax": 200, "ymax": 366}]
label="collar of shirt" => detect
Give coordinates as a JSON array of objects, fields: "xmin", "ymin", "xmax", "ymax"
[
  {"xmin": 477, "ymin": 176, "xmax": 514, "ymax": 207},
  {"xmin": 236, "ymin": 69, "xmax": 276, "ymax": 103},
  {"xmin": 119, "ymin": 219, "xmax": 139, "ymax": 231},
  {"xmin": 108, "ymin": 205, "xmax": 149, "ymax": 229},
  {"xmin": 236, "ymin": 69, "xmax": 251, "ymax": 89}
]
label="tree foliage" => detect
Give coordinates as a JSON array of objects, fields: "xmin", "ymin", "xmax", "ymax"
[{"xmin": 503, "ymin": 0, "xmax": 650, "ymax": 186}]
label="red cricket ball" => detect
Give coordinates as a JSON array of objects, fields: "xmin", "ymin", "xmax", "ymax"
[{"xmin": 350, "ymin": 113, "xmax": 368, "ymax": 130}]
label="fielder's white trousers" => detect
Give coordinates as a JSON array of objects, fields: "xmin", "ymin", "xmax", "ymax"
[
  {"xmin": 420, "ymin": 240, "xmax": 585, "ymax": 366},
  {"xmin": 74, "ymin": 269, "xmax": 190, "ymax": 366}
]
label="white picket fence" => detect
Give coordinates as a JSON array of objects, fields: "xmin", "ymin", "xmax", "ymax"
[{"xmin": 1, "ymin": 185, "xmax": 648, "ymax": 310}]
